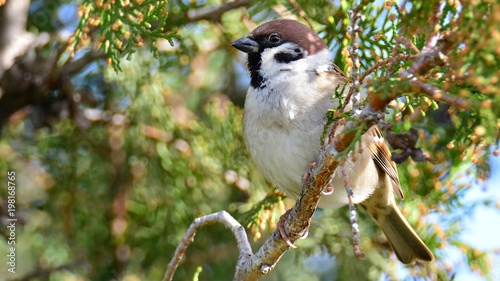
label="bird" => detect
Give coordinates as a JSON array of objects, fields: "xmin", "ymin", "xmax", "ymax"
[{"xmin": 231, "ymin": 19, "xmax": 434, "ymax": 264}]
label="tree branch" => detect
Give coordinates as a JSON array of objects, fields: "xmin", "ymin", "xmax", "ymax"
[
  {"xmin": 404, "ymin": 76, "xmax": 468, "ymax": 109},
  {"xmin": 346, "ymin": 8, "xmax": 363, "ymax": 104},
  {"xmin": 340, "ymin": 165, "xmax": 364, "ymax": 259},
  {"xmin": 399, "ymin": 33, "xmax": 467, "ymax": 109},
  {"xmin": 0, "ymin": 0, "xmax": 31, "ymax": 75},
  {"xmin": 361, "ymin": 54, "xmax": 415, "ymax": 83},
  {"xmin": 63, "ymin": 50, "xmax": 107, "ymax": 75},
  {"xmin": 0, "ymin": 47, "xmax": 105, "ymax": 132},
  {"xmin": 368, "ymin": 32, "xmax": 466, "ymax": 111},
  {"xmin": 162, "ymin": 211, "xmax": 252, "ymax": 281},
  {"xmin": 187, "ymin": 0, "xmax": 252, "ymax": 23}
]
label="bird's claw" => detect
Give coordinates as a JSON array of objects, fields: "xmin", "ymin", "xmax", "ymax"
[
  {"xmin": 277, "ymin": 209, "xmax": 297, "ymax": 248},
  {"xmin": 301, "ymin": 162, "xmax": 316, "ymax": 186}
]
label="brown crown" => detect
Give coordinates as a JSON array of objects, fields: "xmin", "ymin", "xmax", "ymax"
[{"xmin": 249, "ymin": 19, "xmax": 328, "ymax": 55}]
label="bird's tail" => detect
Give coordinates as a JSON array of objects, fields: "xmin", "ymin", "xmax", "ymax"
[{"xmin": 374, "ymin": 204, "xmax": 434, "ymax": 264}]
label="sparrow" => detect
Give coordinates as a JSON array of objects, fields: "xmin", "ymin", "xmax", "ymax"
[{"xmin": 231, "ymin": 19, "xmax": 434, "ymax": 264}]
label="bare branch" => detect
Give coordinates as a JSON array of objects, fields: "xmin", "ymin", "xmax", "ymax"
[
  {"xmin": 163, "ymin": 211, "xmax": 252, "ymax": 281},
  {"xmin": 346, "ymin": 8, "xmax": 364, "ymax": 104},
  {"xmin": 0, "ymin": 47, "xmax": 105, "ymax": 131},
  {"xmin": 187, "ymin": 0, "xmax": 252, "ymax": 23},
  {"xmin": 0, "ymin": 0, "xmax": 31, "ymax": 74},
  {"xmin": 63, "ymin": 50, "xmax": 107, "ymax": 75},
  {"xmin": 0, "ymin": 0, "xmax": 29, "ymax": 48},
  {"xmin": 341, "ymin": 165, "xmax": 365, "ymax": 260}
]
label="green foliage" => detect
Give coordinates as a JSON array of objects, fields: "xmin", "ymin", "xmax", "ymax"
[
  {"xmin": 70, "ymin": 0, "xmax": 178, "ymax": 70},
  {"xmin": 238, "ymin": 190, "xmax": 286, "ymax": 240}
]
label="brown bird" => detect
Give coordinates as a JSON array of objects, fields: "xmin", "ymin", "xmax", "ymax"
[{"xmin": 232, "ymin": 19, "xmax": 434, "ymax": 264}]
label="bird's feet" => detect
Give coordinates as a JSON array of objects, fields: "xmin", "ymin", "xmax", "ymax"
[
  {"xmin": 277, "ymin": 209, "xmax": 296, "ymax": 248},
  {"xmin": 277, "ymin": 209, "xmax": 310, "ymax": 248},
  {"xmin": 301, "ymin": 162, "xmax": 316, "ymax": 187}
]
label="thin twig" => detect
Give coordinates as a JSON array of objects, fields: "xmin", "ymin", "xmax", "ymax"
[
  {"xmin": 64, "ymin": 50, "xmax": 106, "ymax": 75},
  {"xmin": 163, "ymin": 211, "xmax": 252, "ymax": 281},
  {"xmin": 425, "ymin": 0, "xmax": 444, "ymax": 50},
  {"xmin": 397, "ymin": 36, "xmax": 420, "ymax": 54},
  {"xmin": 386, "ymin": 37, "xmax": 401, "ymax": 77},
  {"xmin": 288, "ymin": 0, "xmax": 313, "ymax": 28},
  {"xmin": 341, "ymin": 165, "xmax": 365, "ymax": 260},
  {"xmin": 346, "ymin": 8, "xmax": 364, "ymax": 104},
  {"xmin": 399, "ymin": 31, "xmax": 467, "ymax": 109},
  {"xmin": 402, "ymin": 74, "xmax": 467, "ymax": 108},
  {"xmin": 368, "ymin": 31, "xmax": 466, "ymax": 110},
  {"xmin": 407, "ymin": 33, "xmax": 455, "ymax": 76},
  {"xmin": 0, "ymin": 0, "xmax": 31, "ymax": 74},
  {"xmin": 361, "ymin": 54, "xmax": 415, "ymax": 82}
]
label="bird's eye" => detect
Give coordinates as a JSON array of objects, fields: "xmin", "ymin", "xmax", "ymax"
[{"xmin": 268, "ymin": 34, "xmax": 281, "ymax": 44}]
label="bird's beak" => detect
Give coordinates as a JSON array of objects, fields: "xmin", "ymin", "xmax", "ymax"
[{"xmin": 231, "ymin": 37, "xmax": 259, "ymax": 53}]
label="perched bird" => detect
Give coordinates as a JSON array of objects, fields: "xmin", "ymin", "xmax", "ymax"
[{"xmin": 232, "ymin": 19, "xmax": 434, "ymax": 264}]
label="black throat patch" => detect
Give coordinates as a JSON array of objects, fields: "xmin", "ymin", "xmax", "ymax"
[{"xmin": 247, "ymin": 52, "xmax": 266, "ymax": 89}]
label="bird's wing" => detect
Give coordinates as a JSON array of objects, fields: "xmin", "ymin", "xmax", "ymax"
[{"xmin": 367, "ymin": 126, "xmax": 404, "ymax": 199}]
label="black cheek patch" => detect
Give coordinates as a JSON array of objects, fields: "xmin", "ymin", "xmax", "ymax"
[{"xmin": 274, "ymin": 52, "xmax": 303, "ymax": 63}]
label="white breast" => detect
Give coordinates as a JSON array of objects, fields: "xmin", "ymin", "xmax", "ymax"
[{"xmin": 243, "ymin": 85, "xmax": 324, "ymax": 198}]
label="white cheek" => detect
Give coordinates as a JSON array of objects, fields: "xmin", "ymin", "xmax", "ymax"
[
  {"xmin": 260, "ymin": 49, "xmax": 284, "ymax": 75},
  {"xmin": 259, "ymin": 42, "xmax": 301, "ymax": 75}
]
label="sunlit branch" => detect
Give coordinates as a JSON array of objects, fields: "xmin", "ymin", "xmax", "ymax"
[{"xmin": 163, "ymin": 211, "xmax": 252, "ymax": 281}]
